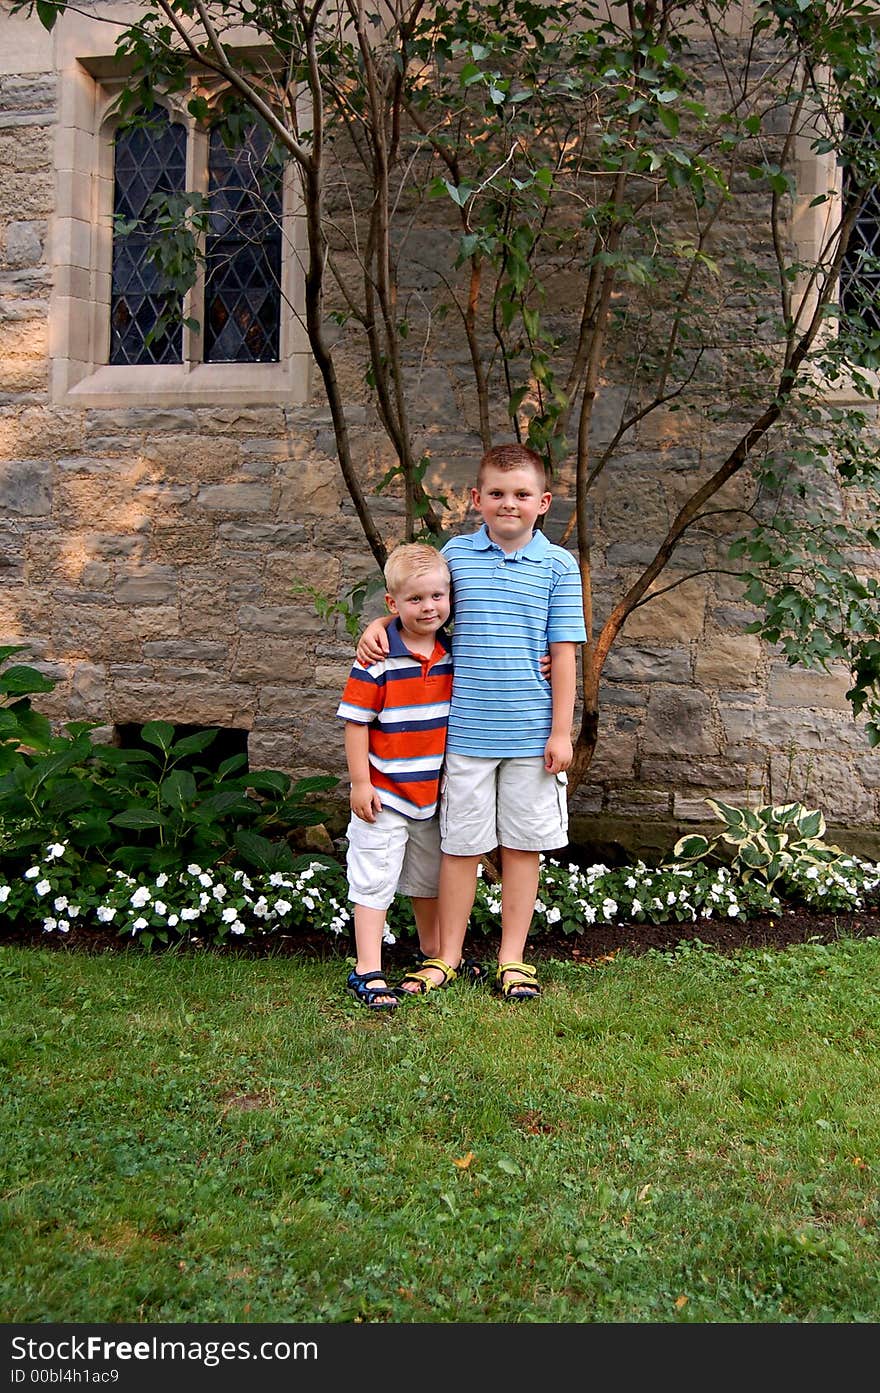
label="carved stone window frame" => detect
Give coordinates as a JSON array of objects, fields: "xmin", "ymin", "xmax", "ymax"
[
  {"xmin": 792, "ymin": 100, "xmax": 880, "ymax": 405},
  {"xmin": 50, "ymin": 8, "xmax": 310, "ymax": 408}
]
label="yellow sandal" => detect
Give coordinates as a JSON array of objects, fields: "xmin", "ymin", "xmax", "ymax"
[
  {"xmin": 398, "ymin": 957, "xmax": 458, "ymax": 995},
  {"xmin": 495, "ymin": 961, "xmax": 542, "ymax": 1001}
]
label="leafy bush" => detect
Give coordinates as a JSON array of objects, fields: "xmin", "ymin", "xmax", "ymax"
[
  {"xmin": 674, "ymin": 798, "xmax": 845, "ymax": 886},
  {"xmin": 2, "ymin": 833, "xmax": 879, "ymax": 951},
  {"xmin": 1, "ymin": 647, "xmax": 878, "ymax": 949},
  {"xmin": 669, "ymin": 798, "xmax": 880, "ymax": 909},
  {"xmin": 0, "ymin": 841, "xmax": 351, "ymax": 949},
  {"xmin": 0, "ymin": 650, "xmax": 338, "ymax": 877}
]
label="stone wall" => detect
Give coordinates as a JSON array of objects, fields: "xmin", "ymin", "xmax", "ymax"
[{"xmin": 1, "ymin": 6, "xmax": 879, "ymax": 861}]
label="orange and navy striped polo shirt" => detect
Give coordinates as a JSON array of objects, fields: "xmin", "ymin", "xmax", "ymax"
[{"xmin": 336, "ymin": 620, "xmax": 453, "ymax": 820}]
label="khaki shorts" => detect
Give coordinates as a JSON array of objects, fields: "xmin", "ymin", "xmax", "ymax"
[
  {"xmin": 439, "ymin": 753, "xmax": 569, "ymax": 857},
  {"xmin": 345, "ymin": 807, "xmax": 441, "ymax": 910}
]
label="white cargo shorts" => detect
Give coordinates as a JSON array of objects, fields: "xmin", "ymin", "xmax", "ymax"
[
  {"xmin": 345, "ymin": 806, "xmax": 442, "ymax": 910},
  {"xmin": 439, "ymin": 753, "xmax": 568, "ymax": 857}
]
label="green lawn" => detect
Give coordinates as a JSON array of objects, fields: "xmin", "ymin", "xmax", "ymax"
[{"xmin": 1, "ymin": 936, "xmax": 878, "ymax": 1323}]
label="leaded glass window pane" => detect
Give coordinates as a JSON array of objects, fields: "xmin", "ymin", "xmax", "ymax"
[
  {"xmin": 204, "ymin": 121, "xmax": 282, "ymax": 363},
  {"xmin": 110, "ymin": 108, "xmax": 187, "ymax": 365},
  {"xmin": 841, "ymin": 184, "xmax": 880, "ymax": 336}
]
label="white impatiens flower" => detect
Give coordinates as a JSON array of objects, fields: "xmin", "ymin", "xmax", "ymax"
[
  {"xmin": 24, "ymin": 866, "xmax": 40, "ymax": 880},
  {"xmin": 212, "ymin": 884, "xmax": 226, "ymax": 900},
  {"xmin": 602, "ymin": 898, "xmax": 618, "ymax": 920},
  {"xmin": 198, "ymin": 873, "xmax": 213, "ymax": 888},
  {"xmin": 0, "ymin": 886, "xmax": 10, "ymax": 903},
  {"xmin": 132, "ymin": 917, "xmax": 149, "ymax": 931},
  {"xmin": 274, "ymin": 899, "xmax": 292, "ymax": 916},
  {"xmin": 54, "ymin": 896, "xmax": 68, "ymax": 912},
  {"xmin": 155, "ymin": 873, "xmax": 169, "ymax": 888},
  {"xmin": 35, "ymin": 880, "xmax": 51, "ymax": 896},
  {"xmin": 180, "ymin": 907, "xmax": 200, "ymax": 921},
  {"xmin": 186, "ymin": 864, "xmax": 202, "ymax": 876},
  {"xmin": 96, "ymin": 906, "xmax": 116, "ymax": 923},
  {"xmin": 546, "ymin": 905, "xmax": 561, "ymax": 925},
  {"xmin": 130, "ymin": 886, "xmax": 151, "ymax": 908},
  {"xmin": 42, "ymin": 917, "xmax": 57, "ymax": 932},
  {"xmin": 154, "ymin": 902, "xmax": 167, "ymax": 917},
  {"xmin": 632, "ymin": 899, "xmax": 643, "ymax": 915},
  {"xmin": 229, "ymin": 920, "xmax": 246, "ymax": 935},
  {"xmin": 167, "ymin": 914, "xmax": 179, "ymax": 927},
  {"xmin": 46, "ymin": 843, "xmax": 66, "ymax": 860},
  {"xmin": 221, "ymin": 906, "xmax": 239, "ymax": 923}
]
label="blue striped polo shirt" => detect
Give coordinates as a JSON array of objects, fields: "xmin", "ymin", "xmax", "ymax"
[{"xmin": 441, "ymin": 525, "xmax": 586, "ymax": 757}]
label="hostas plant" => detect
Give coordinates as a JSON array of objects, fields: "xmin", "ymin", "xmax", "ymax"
[{"xmin": 670, "ymin": 799, "xmax": 845, "ymax": 890}]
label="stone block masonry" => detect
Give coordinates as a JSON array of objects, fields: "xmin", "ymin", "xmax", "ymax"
[{"xmin": 0, "ymin": 9, "xmax": 878, "ymax": 860}]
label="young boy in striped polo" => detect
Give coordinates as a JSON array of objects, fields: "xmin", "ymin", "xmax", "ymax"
[
  {"xmin": 358, "ymin": 443, "xmax": 586, "ymax": 1001},
  {"xmin": 337, "ymin": 543, "xmax": 453, "ymax": 1010}
]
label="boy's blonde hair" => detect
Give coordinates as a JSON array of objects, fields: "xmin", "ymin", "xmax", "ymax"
[
  {"xmin": 383, "ymin": 542, "xmax": 450, "ymax": 595},
  {"xmin": 477, "ymin": 442, "xmax": 550, "ymax": 490}
]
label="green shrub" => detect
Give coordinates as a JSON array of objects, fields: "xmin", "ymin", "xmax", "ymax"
[
  {"xmin": 0, "ymin": 649, "xmax": 338, "ymax": 878},
  {"xmin": 670, "ymin": 797, "xmax": 880, "ymax": 910},
  {"xmin": 674, "ymin": 798, "xmax": 844, "ymax": 884}
]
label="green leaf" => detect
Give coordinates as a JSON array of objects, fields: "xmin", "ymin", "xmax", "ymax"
[
  {"xmin": 159, "ymin": 769, "xmax": 198, "ymax": 809},
  {"xmin": 246, "ymin": 770, "xmax": 292, "ymax": 796},
  {"xmin": 672, "ymin": 834, "xmax": 710, "ymax": 860},
  {"xmin": 140, "ymin": 721, "xmax": 176, "ymax": 753},
  {"xmin": 35, "ymin": 0, "xmax": 60, "ymax": 30},
  {"xmin": 798, "ymin": 809, "xmax": 825, "ymax": 839},
  {"xmin": 92, "ymin": 746, "xmax": 158, "ymax": 769},
  {"xmin": 168, "ymin": 730, "xmax": 218, "ymax": 759},
  {"xmin": 0, "ymin": 665, "xmax": 56, "ymax": 697},
  {"xmin": 109, "ymin": 808, "xmax": 168, "ymax": 829}
]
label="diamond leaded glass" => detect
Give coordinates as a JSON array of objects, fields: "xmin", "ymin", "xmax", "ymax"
[
  {"xmin": 839, "ymin": 115, "xmax": 880, "ymax": 351},
  {"xmin": 204, "ymin": 121, "xmax": 283, "ymax": 363},
  {"xmin": 110, "ymin": 108, "xmax": 187, "ymax": 365}
]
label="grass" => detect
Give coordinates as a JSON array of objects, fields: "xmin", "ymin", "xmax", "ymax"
[{"xmin": 1, "ymin": 935, "xmax": 879, "ymax": 1324}]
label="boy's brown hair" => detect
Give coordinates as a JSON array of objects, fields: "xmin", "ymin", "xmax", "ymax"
[
  {"xmin": 383, "ymin": 541, "xmax": 450, "ymax": 596},
  {"xmin": 477, "ymin": 442, "xmax": 551, "ymax": 490}
]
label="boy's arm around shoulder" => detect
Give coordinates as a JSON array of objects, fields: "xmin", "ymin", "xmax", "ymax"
[
  {"xmin": 544, "ymin": 641, "xmax": 577, "ymax": 774},
  {"xmin": 356, "ymin": 613, "xmax": 394, "ymax": 665}
]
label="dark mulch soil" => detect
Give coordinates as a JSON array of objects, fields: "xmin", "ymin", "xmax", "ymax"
[{"xmin": 3, "ymin": 904, "xmax": 880, "ymax": 964}]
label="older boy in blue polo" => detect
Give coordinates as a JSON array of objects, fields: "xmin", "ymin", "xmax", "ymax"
[{"xmin": 358, "ymin": 442, "xmax": 586, "ymax": 1000}]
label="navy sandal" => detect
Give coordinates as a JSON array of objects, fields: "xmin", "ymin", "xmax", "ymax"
[
  {"xmin": 460, "ymin": 956, "xmax": 489, "ymax": 985},
  {"xmin": 346, "ymin": 968, "xmax": 400, "ymax": 1011}
]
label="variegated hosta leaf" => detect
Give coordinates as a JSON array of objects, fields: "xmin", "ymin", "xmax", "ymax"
[
  {"xmin": 797, "ymin": 809, "xmax": 825, "ymax": 839},
  {"xmin": 672, "ymin": 834, "xmax": 710, "ymax": 860},
  {"xmin": 704, "ymin": 798, "xmax": 747, "ymax": 828}
]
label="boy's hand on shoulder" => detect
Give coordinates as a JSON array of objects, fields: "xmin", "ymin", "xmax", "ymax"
[
  {"xmin": 351, "ymin": 782, "xmax": 383, "ymax": 822},
  {"xmin": 356, "ymin": 618, "xmax": 392, "ymax": 665},
  {"xmin": 544, "ymin": 733, "xmax": 573, "ymax": 775}
]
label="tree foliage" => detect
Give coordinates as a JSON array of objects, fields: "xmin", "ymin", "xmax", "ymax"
[{"xmin": 17, "ymin": 0, "xmax": 880, "ymax": 784}]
